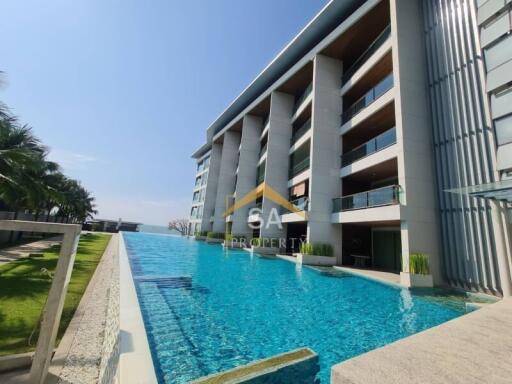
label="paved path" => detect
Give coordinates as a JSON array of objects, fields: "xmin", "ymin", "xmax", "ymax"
[
  {"xmin": 332, "ymin": 297, "xmax": 512, "ymax": 384},
  {"xmin": 0, "ymin": 236, "xmax": 63, "ymax": 265}
]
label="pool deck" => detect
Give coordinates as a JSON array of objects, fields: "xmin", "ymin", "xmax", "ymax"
[
  {"xmin": 333, "ymin": 266, "xmax": 401, "ymax": 286},
  {"xmin": 331, "ymin": 297, "xmax": 512, "ymax": 384}
]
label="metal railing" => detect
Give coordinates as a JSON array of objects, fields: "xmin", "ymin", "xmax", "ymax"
[
  {"xmin": 293, "ymin": 83, "xmax": 313, "ymax": 115},
  {"xmin": 342, "ymin": 25, "xmax": 391, "ymax": 84},
  {"xmin": 341, "ymin": 73, "xmax": 393, "ymax": 123},
  {"xmin": 332, "ymin": 185, "xmax": 400, "ymax": 212},
  {"xmin": 291, "ymin": 119, "xmax": 312, "ymax": 146},
  {"xmin": 341, "ymin": 127, "xmax": 396, "ymax": 167},
  {"xmin": 280, "ymin": 196, "xmax": 309, "ymax": 214},
  {"xmin": 289, "ymin": 157, "xmax": 310, "ymax": 178}
]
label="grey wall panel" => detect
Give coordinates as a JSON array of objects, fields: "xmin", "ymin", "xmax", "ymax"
[
  {"xmin": 478, "ymin": 0, "xmax": 507, "ymax": 25},
  {"xmin": 497, "ymin": 142, "xmax": 512, "ymax": 169},
  {"xmin": 491, "ymin": 87, "xmax": 512, "ymax": 119},
  {"xmin": 480, "ymin": 9, "xmax": 511, "ymax": 47},
  {"xmin": 423, "ymin": 0, "xmax": 504, "ymax": 294}
]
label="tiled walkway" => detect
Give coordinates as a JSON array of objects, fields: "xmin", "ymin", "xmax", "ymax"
[
  {"xmin": 332, "ymin": 297, "xmax": 512, "ymax": 384},
  {"xmin": 0, "ymin": 236, "xmax": 62, "ymax": 265}
]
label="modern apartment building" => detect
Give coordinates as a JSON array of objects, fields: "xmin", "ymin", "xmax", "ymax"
[{"xmin": 189, "ymin": 0, "xmax": 512, "ymax": 296}]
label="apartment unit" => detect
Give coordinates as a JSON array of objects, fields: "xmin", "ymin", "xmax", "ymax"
[{"xmin": 189, "ymin": 0, "xmax": 512, "ymax": 296}]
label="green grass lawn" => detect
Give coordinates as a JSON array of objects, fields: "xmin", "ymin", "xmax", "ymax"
[{"xmin": 0, "ymin": 232, "xmax": 111, "ymax": 356}]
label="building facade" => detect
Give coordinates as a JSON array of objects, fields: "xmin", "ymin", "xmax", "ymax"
[{"xmin": 189, "ymin": 0, "xmax": 512, "ymax": 296}]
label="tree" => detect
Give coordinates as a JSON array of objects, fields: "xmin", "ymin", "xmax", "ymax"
[{"xmin": 168, "ymin": 219, "xmax": 189, "ymax": 236}]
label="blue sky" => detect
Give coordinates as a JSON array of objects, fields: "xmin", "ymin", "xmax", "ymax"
[{"xmin": 0, "ymin": 0, "xmax": 327, "ymax": 225}]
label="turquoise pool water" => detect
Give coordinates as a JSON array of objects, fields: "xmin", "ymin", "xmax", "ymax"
[{"xmin": 124, "ymin": 232, "xmax": 464, "ymax": 383}]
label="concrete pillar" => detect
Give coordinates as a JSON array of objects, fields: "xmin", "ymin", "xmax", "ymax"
[
  {"xmin": 391, "ymin": 0, "xmax": 443, "ymax": 284},
  {"xmin": 200, "ymin": 143, "xmax": 222, "ymax": 232},
  {"xmin": 491, "ymin": 200, "xmax": 512, "ymax": 297},
  {"xmin": 231, "ymin": 115, "xmax": 263, "ymax": 238},
  {"xmin": 308, "ymin": 54, "xmax": 343, "ymax": 261},
  {"xmin": 261, "ymin": 91, "xmax": 294, "ymax": 239},
  {"xmin": 212, "ymin": 131, "xmax": 241, "ymax": 233}
]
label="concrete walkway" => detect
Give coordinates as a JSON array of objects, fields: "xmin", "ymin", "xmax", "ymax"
[
  {"xmin": 333, "ymin": 266, "xmax": 401, "ymax": 286},
  {"xmin": 0, "ymin": 236, "xmax": 63, "ymax": 265},
  {"xmin": 332, "ymin": 297, "xmax": 512, "ymax": 384}
]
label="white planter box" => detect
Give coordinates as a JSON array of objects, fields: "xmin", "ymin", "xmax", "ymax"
[
  {"xmin": 206, "ymin": 238, "xmax": 224, "ymax": 244},
  {"xmin": 251, "ymin": 246, "xmax": 280, "ymax": 255},
  {"xmin": 223, "ymin": 241, "xmax": 244, "ymax": 249},
  {"xmin": 297, "ymin": 254, "xmax": 336, "ymax": 266},
  {"xmin": 400, "ymin": 272, "xmax": 433, "ymax": 287}
]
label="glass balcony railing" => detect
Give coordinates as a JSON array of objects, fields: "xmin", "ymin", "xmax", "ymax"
[
  {"xmin": 333, "ymin": 185, "xmax": 400, "ymax": 212},
  {"xmin": 289, "ymin": 157, "xmax": 310, "ymax": 178},
  {"xmin": 341, "ymin": 127, "xmax": 396, "ymax": 167},
  {"xmin": 280, "ymin": 196, "xmax": 309, "ymax": 214},
  {"xmin": 259, "ymin": 142, "xmax": 268, "ymax": 158},
  {"xmin": 291, "ymin": 119, "xmax": 312, "ymax": 146},
  {"xmin": 293, "ymin": 83, "xmax": 313, "ymax": 115},
  {"xmin": 342, "ymin": 25, "xmax": 391, "ymax": 84},
  {"xmin": 341, "ymin": 73, "xmax": 394, "ymax": 124}
]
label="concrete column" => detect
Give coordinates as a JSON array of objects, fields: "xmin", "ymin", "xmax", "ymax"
[
  {"xmin": 261, "ymin": 91, "xmax": 294, "ymax": 239},
  {"xmin": 200, "ymin": 143, "xmax": 222, "ymax": 232},
  {"xmin": 491, "ymin": 200, "xmax": 512, "ymax": 297},
  {"xmin": 232, "ymin": 115, "xmax": 263, "ymax": 238},
  {"xmin": 212, "ymin": 130, "xmax": 241, "ymax": 233},
  {"xmin": 308, "ymin": 54, "xmax": 343, "ymax": 261},
  {"xmin": 391, "ymin": 0, "xmax": 443, "ymax": 284}
]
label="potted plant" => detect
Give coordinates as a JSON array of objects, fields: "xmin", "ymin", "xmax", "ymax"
[
  {"xmin": 206, "ymin": 232, "xmax": 225, "ymax": 244},
  {"xmin": 250, "ymin": 237, "xmax": 282, "ymax": 255},
  {"xmin": 297, "ymin": 243, "xmax": 336, "ymax": 266},
  {"xmin": 400, "ymin": 253, "xmax": 433, "ymax": 287}
]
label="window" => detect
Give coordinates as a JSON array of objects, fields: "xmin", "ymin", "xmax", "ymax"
[{"xmin": 495, "ymin": 114, "xmax": 512, "ymax": 145}]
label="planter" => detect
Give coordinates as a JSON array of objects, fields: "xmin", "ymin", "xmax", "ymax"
[
  {"xmin": 206, "ymin": 238, "xmax": 224, "ymax": 244},
  {"xmin": 223, "ymin": 241, "xmax": 244, "ymax": 249},
  {"xmin": 251, "ymin": 246, "xmax": 281, "ymax": 255},
  {"xmin": 297, "ymin": 254, "xmax": 336, "ymax": 266},
  {"xmin": 194, "ymin": 236, "xmax": 207, "ymax": 241},
  {"xmin": 400, "ymin": 272, "xmax": 433, "ymax": 288}
]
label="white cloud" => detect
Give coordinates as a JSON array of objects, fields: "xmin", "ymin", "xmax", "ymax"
[{"xmin": 48, "ymin": 149, "xmax": 97, "ymax": 171}]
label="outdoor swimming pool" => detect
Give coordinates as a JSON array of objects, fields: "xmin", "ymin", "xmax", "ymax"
[{"xmin": 124, "ymin": 232, "xmax": 465, "ymax": 383}]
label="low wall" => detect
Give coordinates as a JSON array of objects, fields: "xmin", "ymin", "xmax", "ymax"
[{"xmin": 98, "ymin": 240, "xmax": 120, "ymax": 384}]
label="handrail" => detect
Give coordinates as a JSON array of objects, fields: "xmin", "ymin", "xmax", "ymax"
[
  {"xmin": 280, "ymin": 196, "xmax": 309, "ymax": 214},
  {"xmin": 291, "ymin": 119, "xmax": 312, "ymax": 146},
  {"xmin": 342, "ymin": 25, "xmax": 391, "ymax": 84},
  {"xmin": 341, "ymin": 73, "xmax": 393, "ymax": 123},
  {"xmin": 293, "ymin": 83, "xmax": 313, "ymax": 114},
  {"xmin": 289, "ymin": 157, "xmax": 310, "ymax": 178},
  {"xmin": 332, "ymin": 184, "xmax": 400, "ymax": 212},
  {"xmin": 341, "ymin": 127, "xmax": 396, "ymax": 167}
]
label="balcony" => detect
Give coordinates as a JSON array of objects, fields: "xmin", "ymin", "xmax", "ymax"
[
  {"xmin": 333, "ymin": 185, "xmax": 400, "ymax": 212},
  {"xmin": 341, "ymin": 73, "xmax": 393, "ymax": 124},
  {"xmin": 342, "ymin": 25, "xmax": 391, "ymax": 85},
  {"xmin": 280, "ymin": 196, "xmax": 309, "ymax": 214},
  {"xmin": 341, "ymin": 127, "xmax": 396, "ymax": 167},
  {"xmin": 289, "ymin": 157, "xmax": 310, "ymax": 179},
  {"xmin": 293, "ymin": 83, "xmax": 313, "ymax": 115},
  {"xmin": 291, "ymin": 119, "xmax": 311, "ymax": 146},
  {"xmin": 259, "ymin": 142, "xmax": 268, "ymax": 159}
]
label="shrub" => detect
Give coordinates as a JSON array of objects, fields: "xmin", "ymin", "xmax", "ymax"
[
  {"xmin": 207, "ymin": 232, "xmax": 225, "ymax": 240},
  {"xmin": 194, "ymin": 230, "xmax": 208, "ymax": 237},
  {"xmin": 408, "ymin": 253, "xmax": 430, "ymax": 275},
  {"xmin": 299, "ymin": 242, "xmax": 333, "ymax": 257}
]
